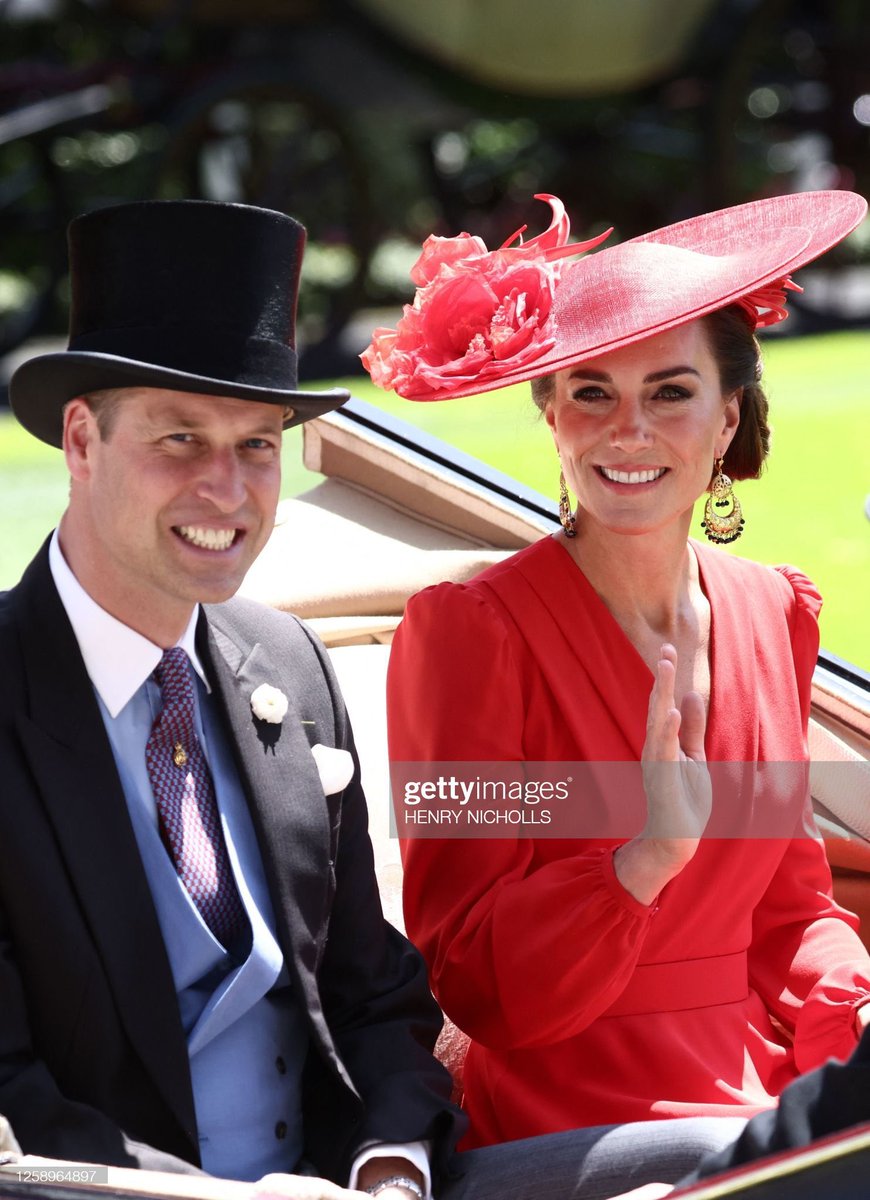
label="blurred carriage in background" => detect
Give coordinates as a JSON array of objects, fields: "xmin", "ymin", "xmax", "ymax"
[{"xmin": 2, "ymin": 0, "xmax": 869, "ymax": 379}]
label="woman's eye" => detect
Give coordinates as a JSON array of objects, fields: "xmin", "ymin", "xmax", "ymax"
[
  {"xmin": 655, "ymin": 385, "xmax": 691, "ymax": 400},
  {"xmin": 571, "ymin": 387, "xmax": 608, "ymax": 402}
]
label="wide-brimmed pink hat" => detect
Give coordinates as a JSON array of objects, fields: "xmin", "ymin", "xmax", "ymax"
[{"xmin": 362, "ymin": 190, "xmax": 866, "ymax": 402}]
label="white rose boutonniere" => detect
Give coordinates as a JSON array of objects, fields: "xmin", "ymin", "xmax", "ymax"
[
  {"xmin": 250, "ymin": 683, "xmax": 289, "ymax": 724},
  {"xmin": 311, "ymin": 744, "xmax": 355, "ymax": 795}
]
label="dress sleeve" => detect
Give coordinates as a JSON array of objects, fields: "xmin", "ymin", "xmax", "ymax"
[
  {"xmin": 388, "ymin": 581, "xmax": 658, "ymax": 1052},
  {"xmin": 774, "ymin": 565, "xmax": 823, "ymax": 733},
  {"xmin": 747, "ymin": 566, "xmax": 870, "ymax": 1071}
]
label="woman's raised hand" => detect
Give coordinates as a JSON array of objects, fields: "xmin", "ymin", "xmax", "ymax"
[
  {"xmin": 641, "ymin": 643, "xmax": 712, "ymax": 851},
  {"xmin": 614, "ymin": 644, "xmax": 712, "ymax": 905}
]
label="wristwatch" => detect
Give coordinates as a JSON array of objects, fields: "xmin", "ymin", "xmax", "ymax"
[{"xmin": 364, "ymin": 1175, "xmax": 425, "ymax": 1199}]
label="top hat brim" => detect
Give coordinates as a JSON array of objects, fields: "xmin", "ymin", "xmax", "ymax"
[
  {"xmin": 393, "ymin": 190, "xmax": 867, "ymax": 402},
  {"xmin": 10, "ymin": 352, "xmax": 350, "ymax": 448}
]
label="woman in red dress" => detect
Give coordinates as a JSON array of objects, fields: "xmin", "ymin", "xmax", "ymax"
[{"xmin": 362, "ymin": 192, "xmax": 870, "ymax": 1149}]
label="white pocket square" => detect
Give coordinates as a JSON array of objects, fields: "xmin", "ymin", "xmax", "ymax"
[{"xmin": 310, "ymin": 744, "xmax": 354, "ymax": 795}]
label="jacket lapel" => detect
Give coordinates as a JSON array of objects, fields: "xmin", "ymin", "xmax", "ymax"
[
  {"xmin": 14, "ymin": 546, "xmax": 197, "ymax": 1144},
  {"xmin": 200, "ymin": 615, "xmax": 350, "ymax": 1082}
]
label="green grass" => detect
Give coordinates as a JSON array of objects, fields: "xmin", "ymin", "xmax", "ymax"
[{"xmin": 2, "ymin": 329, "xmax": 867, "ymax": 668}]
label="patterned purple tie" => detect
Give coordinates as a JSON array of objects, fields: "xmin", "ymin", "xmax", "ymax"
[{"xmin": 145, "ymin": 647, "xmax": 247, "ymax": 947}]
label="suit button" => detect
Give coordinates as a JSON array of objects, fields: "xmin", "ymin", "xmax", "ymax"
[
  {"xmin": 275, "ymin": 1056, "xmax": 287, "ymax": 1075},
  {"xmin": 275, "ymin": 1121, "xmax": 288, "ymax": 1140}
]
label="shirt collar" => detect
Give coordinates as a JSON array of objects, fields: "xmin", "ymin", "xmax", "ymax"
[{"xmin": 49, "ymin": 529, "xmax": 210, "ymax": 718}]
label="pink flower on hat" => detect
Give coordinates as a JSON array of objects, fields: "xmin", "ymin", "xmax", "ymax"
[{"xmin": 362, "ymin": 195, "xmax": 610, "ymax": 399}]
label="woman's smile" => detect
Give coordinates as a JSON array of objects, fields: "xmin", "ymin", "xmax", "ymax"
[{"xmin": 596, "ymin": 465, "xmax": 669, "ymax": 486}]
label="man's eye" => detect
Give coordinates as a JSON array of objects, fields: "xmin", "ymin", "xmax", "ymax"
[
  {"xmin": 244, "ymin": 438, "xmax": 276, "ymax": 450},
  {"xmin": 167, "ymin": 432, "xmax": 194, "ymax": 443}
]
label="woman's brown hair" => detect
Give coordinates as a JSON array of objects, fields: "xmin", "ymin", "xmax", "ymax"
[{"xmin": 701, "ymin": 306, "xmax": 771, "ymax": 480}]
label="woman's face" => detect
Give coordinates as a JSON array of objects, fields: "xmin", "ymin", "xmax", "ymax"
[{"xmin": 545, "ymin": 320, "xmax": 740, "ymax": 539}]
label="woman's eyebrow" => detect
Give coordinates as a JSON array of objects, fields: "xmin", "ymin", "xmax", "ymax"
[
  {"xmin": 567, "ymin": 369, "xmax": 611, "ymax": 382},
  {"xmin": 644, "ymin": 366, "xmax": 701, "ymax": 383},
  {"xmin": 567, "ymin": 365, "xmax": 702, "ymax": 384}
]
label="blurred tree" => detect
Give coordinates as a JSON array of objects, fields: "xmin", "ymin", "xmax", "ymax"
[{"xmin": 1, "ymin": 0, "xmax": 867, "ymax": 378}]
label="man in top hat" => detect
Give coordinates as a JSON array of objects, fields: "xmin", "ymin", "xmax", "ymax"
[
  {"xmin": 0, "ymin": 199, "xmax": 751, "ymax": 1200},
  {"xmin": 0, "ymin": 198, "xmax": 449, "ymax": 1199}
]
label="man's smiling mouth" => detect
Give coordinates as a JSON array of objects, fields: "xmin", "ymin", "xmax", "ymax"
[{"xmin": 175, "ymin": 525, "xmax": 238, "ymax": 551}]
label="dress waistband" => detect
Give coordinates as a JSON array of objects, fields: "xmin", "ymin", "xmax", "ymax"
[{"xmin": 603, "ymin": 950, "xmax": 748, "ymax": 1017}]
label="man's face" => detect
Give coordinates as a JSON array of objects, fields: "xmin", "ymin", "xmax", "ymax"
[{"xmin": 62, "ymin": 387, "xmax": 284, "ymax": 643}]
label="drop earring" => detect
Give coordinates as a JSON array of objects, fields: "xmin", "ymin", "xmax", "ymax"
[
  {"xmin": 701, "ymin": 458, "xmax": 744, "ymax": 543},
  {"xmin": 559, "ymin": 468, "xmax": 577, "ymax": 538}
]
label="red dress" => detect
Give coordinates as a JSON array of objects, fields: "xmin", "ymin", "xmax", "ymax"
[{"xmin": 388, "ymin": 535, "xmax": 870, "ymax": 1147}]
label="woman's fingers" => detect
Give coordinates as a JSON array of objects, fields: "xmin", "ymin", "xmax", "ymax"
[
  {"xmin": 645, "ymin": 645, "xmax": 680, "ymax": 760},
  {"xmin": 646, "ymin": 646, "xmax": 708, "ymax": 764},
  {"xmin": 640, "ymin": 644, "xmax": 712, "ymax": 861},
  {"xmin": 679, "ymin": 690, "xmax": 707, "ymax": 763}
]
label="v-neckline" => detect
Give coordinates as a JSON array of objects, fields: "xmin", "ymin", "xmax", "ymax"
[{"xmin": 535, "ymin": 533, "xmax": 721, "ymax": 754}]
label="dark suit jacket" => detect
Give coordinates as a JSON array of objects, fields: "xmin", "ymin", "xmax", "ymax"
[
  {"xmin": 0, "ymin": 541, "xmax": 462, "ymax": 1182},
  {"xmin": 680, "ymin": 1028, "xmax": 870, "ymax": 1186}
]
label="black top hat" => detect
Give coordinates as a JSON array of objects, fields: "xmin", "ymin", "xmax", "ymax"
[{"xmin": 9, "ymin": 199, "xmax": 350, "ymax": 447}]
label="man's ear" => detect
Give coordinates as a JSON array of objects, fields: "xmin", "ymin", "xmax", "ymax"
[{"xmin": 63, "ymin": 397, "xmax": 97, "ymax": 481}]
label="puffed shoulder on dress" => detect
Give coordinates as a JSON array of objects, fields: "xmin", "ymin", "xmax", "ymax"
[
  {"xmin": 773, "ymin": 563, "xmax": 823, "ymax": 623},
  {"xmin": 398, "ymin": 576, "xmax": 527, "ymax": 663},
  {"xmin": 772, "ymin": 565, "xmax": 823, "ymax": 711},
  {"xmin": 389, "ymin": 579, "xmax": 528, "ymax": 764}
]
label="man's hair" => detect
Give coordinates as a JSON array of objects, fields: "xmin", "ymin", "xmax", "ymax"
[
  {"xmin": 71, "ymin": 388, "xmax": 129, "ymax": 441},
  {"xmin": 528, "ymin": 306, "xmax": 771, "ymax": 481}
]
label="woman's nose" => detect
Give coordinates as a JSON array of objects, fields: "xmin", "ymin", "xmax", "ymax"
[{"xmin": 608, "ymin": 399, "xmax": 652, "ymax": 451}]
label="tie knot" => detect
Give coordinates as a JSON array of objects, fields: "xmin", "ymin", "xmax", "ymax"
[{"xmin": 154, "ymin": 647, "xmax": 195, "ymax": 708}]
